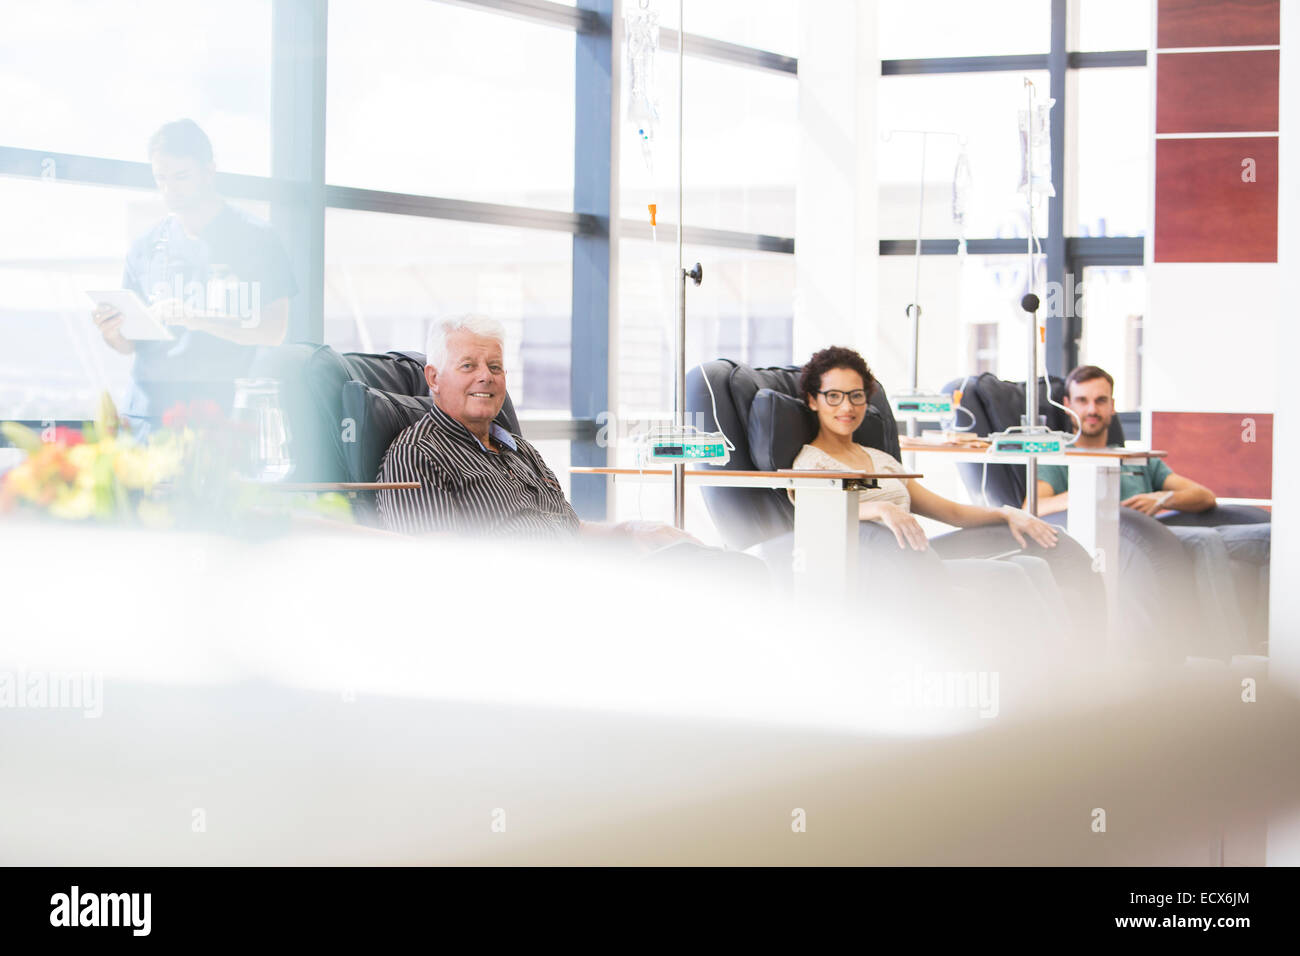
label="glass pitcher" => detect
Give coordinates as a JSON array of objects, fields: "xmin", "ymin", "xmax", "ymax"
[{"xmin": 232, "ymin": 378, "xmax": 292, "ymax": 482}]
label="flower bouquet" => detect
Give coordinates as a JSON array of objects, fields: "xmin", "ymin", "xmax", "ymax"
[{"xmin": 1, "ymin": 392, "xmax": 352, "ymax": 529}]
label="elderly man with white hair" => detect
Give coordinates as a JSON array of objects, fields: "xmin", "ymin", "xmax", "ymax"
[{"xmin": 376, "ymin": 314, "xmax": 695, "ymax": 552}]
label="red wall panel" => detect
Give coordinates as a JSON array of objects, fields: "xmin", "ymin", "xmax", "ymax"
[
  {"xmin": 1156, "ymin": 51, "xmax": 1279, "ymax": 133},
  {"xmin": 1157, "ymin": 0, "xmax": 1280, "ymax": 48},
  {"xmin": 1154, "ymin": 136, "xmax": 1277, "ymax": 262},
  {"xmin": 1151, "ymin": 412, "xmax": 1273, "ymax": 499}
]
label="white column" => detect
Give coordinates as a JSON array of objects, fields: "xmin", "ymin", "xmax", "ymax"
[
  {"xmin": 794, "ymin": 0, "xmax": 879, "ymax": 363},
  {"xmin": 1268, "ymin": 0, "xmax": 1300, "ymax": 865}
]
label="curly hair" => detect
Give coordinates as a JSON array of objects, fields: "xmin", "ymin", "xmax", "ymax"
[{"xmin": 798, "ymin": 346, "xmax": 876, "ymax": 403}]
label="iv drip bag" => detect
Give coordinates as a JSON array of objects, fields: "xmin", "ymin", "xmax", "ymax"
[
  {"xmin": 1018, "ymin": 97, "xmax": 1056, "ymax": 199},
  {"xmin": 625, "ymin": 2, "xmax": 661, "ymax": 170}
]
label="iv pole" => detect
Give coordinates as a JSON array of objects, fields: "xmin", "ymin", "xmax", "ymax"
[
  {"xmin": 673, "ymin": 0, "xmax": 685, "ymax": 529},
  {"xmin": 881, "ymin": 127, "xmax": 965, "ymax": 467},
  {"xmin": 672, "ymin": 0, "xmax": 702, "ymax": 530},
  {"xmin": 1022, "ymin": 78, "xmax": 1042, "ymax": 515}
]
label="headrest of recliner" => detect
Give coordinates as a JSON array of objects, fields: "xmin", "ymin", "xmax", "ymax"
[
  {"xmin": 725, "ymin": 364, "xmax": 803, "ymax": 436},
  {"xmin": 747, "ymin": 388, "xmax": 895, "ymax": 472},
  {"xmin": 342, "ymin": 350, "xmax": 429, "ymax": 397},
  {"xmin": 965, "ymin": 372, "xmax": 1126, "ymax": 443},
  {"xmin": 341, "ymin": 382, "xmax": 522, "ymax": 483}
]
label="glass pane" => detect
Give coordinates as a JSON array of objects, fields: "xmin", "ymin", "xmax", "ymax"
[
  {"xmin": 1074, "ymin": 67, "xmax": 1149, "ymax": 237},
  {"xmin": 323, "ymin": 209, "xmax": 572, "ymax": 412},
  {"xmin": 1074, "ymin": 0, "xmax": 1152, "ymax": 52},
  {"xmin": 326, "ymin": 0, "xmax": 576, "ymax": 210},
  {"xmin": 616, "ymin": 238, "xmax": 794, "ymax": 419},
  {"xmin": 0, "ymin": 178, "xmax": 270, "ymax": 420},
  {"xmin": 652, "ymin": 0, "xmax": 799, "ymax": 57},
  {"xmin": 877, "ymin": 0, "xmax": 1050, "ymax": 60},
  {"xmin": 613, "ymin": 236, "xmax": 792, "ymax": 548},
  {"xmin": 0, "ymin": 0, "xmax": 272, "ymax": 175},
  {"xmin": 620, "ymin": 52, "xmax": 798, "ymax": 236},
  {"xmin": 879, "ymin": 72, "xmax": 1051, "ymax": 241},
  {"xmin": 1078, "ymin": 266, "xmax": 1145, "ymax": 413},
  {"xmin": 876, "ymin": 252, "xmax": 1040, "ymax": 395}
]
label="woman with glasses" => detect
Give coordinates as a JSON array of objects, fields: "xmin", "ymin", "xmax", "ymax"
[{"xmin": 791, "ymin": 346, "xmax": 1104, "ymax": 640}]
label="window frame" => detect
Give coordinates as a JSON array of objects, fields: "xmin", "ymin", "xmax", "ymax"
[
  {"xmin": 878, "ymin": 0, "xmax": 1148, "ymax": 376},
  {"xmin": 0, "ymin": 0, "xmax": 799, "ymax": 519}
]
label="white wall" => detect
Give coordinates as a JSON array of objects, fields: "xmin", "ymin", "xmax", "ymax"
[
  {"xmin": 1267, "ymin": 0, "xmax": 1299, "ymax": 866},
  {"xmin": 1270, "ymin": 1, "xmax": 1300, "ymax": 696},
  {"xmin": 1143, "ymin": 263, "xmax": 1280, "ymax": 414}
]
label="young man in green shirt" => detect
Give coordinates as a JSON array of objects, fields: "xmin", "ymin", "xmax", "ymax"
[
  {"xmin": 1024, "ymin": 365, "xmax": 1272, "ymax": 659},
  {"xmin": 1027, "ymin": 365, "xmax": 1217, "ymax": 517}
]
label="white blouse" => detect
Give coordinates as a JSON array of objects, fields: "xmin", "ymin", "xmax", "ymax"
[{"xmin": 788, "ymin": 443, "xmax": 913, "ymax": 513}]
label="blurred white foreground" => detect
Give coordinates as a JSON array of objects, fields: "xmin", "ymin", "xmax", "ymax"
[{"xmin": 0, "ymin": 519, "xmax": 1297, "ymax": 865}]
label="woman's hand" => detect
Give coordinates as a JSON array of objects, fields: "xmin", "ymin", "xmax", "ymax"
[
  {"xmin": 873, "ymin": 501, "xmax": 929, "ymax": 551},
  {"xmin": 1001, "ymin": 506, "xmax": 1059, "ymax": 549}
]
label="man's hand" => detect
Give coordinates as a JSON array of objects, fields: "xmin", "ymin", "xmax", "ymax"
[
  {"xmin": 615, "ymin": 520, "xmax": 701, "ymax": 552},
  {"xmin": 1001, "ymin": 505, "xmax": 1060, "ymax": 548},
  {"xmin": 91, "ymin": 303, "xmax": 134, "ymax": 354},
  {"xmin": 1122, "ymin": 492, "xmax": 1171, "ymax": 516},
  {"xmin": 873, "ymin": 501, "xmax": 928, "ymax": 551},
  {"xmin": 149, "ymin": 297, "xmax": 193, "ymax": 329}
]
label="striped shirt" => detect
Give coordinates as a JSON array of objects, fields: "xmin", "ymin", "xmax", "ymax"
[{"xmin": 375, "ymin": 400, "xmax": 581, "ymax": 539}]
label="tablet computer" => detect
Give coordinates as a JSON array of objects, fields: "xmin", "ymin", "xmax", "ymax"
[{"xmin": 86, "ymin": 290, "xmax": 175, "ymax": 341}]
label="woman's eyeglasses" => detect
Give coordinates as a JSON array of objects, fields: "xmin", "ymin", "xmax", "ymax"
[{"xmin": 817, "ymin": 389, "xmax": 868, "ymax": 406}]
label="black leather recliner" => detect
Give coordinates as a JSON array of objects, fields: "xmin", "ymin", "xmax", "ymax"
[
  {"xmin": 941, "ymin": 373, "xmax": 1122, "ymax": 509},
  {"xmin": 246, "ymin": 344, "xmax": 520, "ymax": 521},
  {"xmin": 940, "ymin": 372, "xmax": 1268, "ymax": 527},
  {"xmin": 685, "ymin": 359, "xmax": 902, "ymax": 551}
]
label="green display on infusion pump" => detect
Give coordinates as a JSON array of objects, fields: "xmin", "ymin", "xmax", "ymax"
[
  {"xmin": 996, "ymin": 439, "xmax": 1061, "ymax": 453},
  {"xmin": 653, "ymin": 442, "xmax": 726, "ymax": 459}
]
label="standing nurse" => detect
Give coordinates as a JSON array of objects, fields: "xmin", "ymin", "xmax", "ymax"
[{"xmin": 90, "ymin": 119, "xmax": 297, "ymax": 431}]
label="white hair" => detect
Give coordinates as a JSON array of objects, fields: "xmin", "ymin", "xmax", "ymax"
[{"xmin": 424, "ymin": 313, "xmax": 507, "ymax": 370}]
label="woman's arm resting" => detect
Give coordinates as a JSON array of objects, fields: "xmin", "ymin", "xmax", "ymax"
[{"xmin": 908, "ymin": 479, "xmax": 1004, "ymax": 527}]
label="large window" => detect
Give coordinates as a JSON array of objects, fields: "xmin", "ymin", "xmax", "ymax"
[
  {"xmin": 0, "ymin": 0, "xmax": 272, "ymax": 175},
  {"xmin": 878, "ymin": 71, "xmax": 1051, "ymax": 241},
  {"xmin": 0, "ymin": 0, "xmax": 799, "ymax": 527},
  {"xmin": 323, "ymin": 210, "xmax": 573, "ymax": 411},
  {"xmin": 617, "ymin": 239, "xmax": 794, "ymax": 417},
  {"xmin": 877, "ymin": 252, "xmax": 1039, "ymax": 391},
  {"xmin": 1074, "ymin": 67, "xmax": 1149, "ymax": 236},
  {"xmin": 326, "ymin": 0, "xmax": 576, "ymax": 210},
  {"xmin": 0, "ymin": 0, "xmax": 276, "ymax": 423},
  {"xmin": 878, "ymin": 0, "xmax": 1050, "ymax": 60},
  {"xmin": 878, "ymin": 0, "xmax": 1149, "ymax": 401},
  {"xmin": 652, "ymin": 0, "xmax": 799, "ymax": 57},
  {"xmin": 619, "ymin": 52, "xmax": 798, "ymax": 237},
  {"xmin": 1074, "ymin": 0, "xmax": 1152, "ymax": 52},
  {"xmin": 0, "ymin": 177, "xmax": 271, "ymax": 422},
  {"xmin": 1077, "ymin": 265, "xmax": 1145, "ymax": 412}
]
